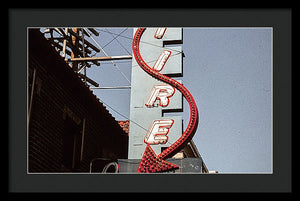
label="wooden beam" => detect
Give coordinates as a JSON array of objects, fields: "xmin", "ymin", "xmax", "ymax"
[
  {"xmin": 52, "ymin": 38, "xmax": 92, "ymax": 54},
  {"xmin": 87, "ymin": 28, "xmax": 99, "ymax": 36},
  {"xmin": 66, "ymin": 55, "xmax": 132, "ymax": 62},
  {"xmin": 70, "ymin": 28, "xmax": 79, "ymax": 71},
  {"xmin": 48, "ymin": 40, "xmax": 72, "ymax": 56},
  {"xmin": 90, "ymin": 86, "xmax": 131, "ymax": 89},
  {"xmin": 78, "ymin": 73, "xmax": 99, "ymax": 87},
  {"xmin": 68, "ymin": 29, "xmax": 100, "ymax": 52},
  {"xmin": 47, "ymin": 27, "xmax": 100, "ymax": 66}
]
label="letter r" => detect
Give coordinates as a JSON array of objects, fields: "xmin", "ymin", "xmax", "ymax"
[{"xmin": 145, "ymin": 85, "xmax": 175, "ymax": 107}]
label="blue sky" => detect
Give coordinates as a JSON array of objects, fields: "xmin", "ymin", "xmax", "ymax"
[{"xmin": 85, "ymin": 27, "xmax": 272, "ymax": 173}]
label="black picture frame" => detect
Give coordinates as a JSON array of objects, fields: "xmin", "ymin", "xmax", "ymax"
[{"xmin": 8, "ymin": 8, "xmax": 292, "ymax": 193}]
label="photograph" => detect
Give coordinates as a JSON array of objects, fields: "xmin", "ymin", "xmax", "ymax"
[
  {"xmin": 28, "ymin": 27, "xmax": 273, "ymax": 174},
  {"xmin": 9, "ymin": 9, "xmax": 291, "ymax": 193}
]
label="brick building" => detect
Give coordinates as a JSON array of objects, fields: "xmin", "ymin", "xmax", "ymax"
[{"xmin": 28, "ymin": 29, "xmax": 128, "ymax": 173}]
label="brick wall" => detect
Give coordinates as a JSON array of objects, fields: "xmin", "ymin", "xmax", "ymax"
[{"xmin": 28, "ymin": 29, "xmax": 128, "ymax": 173}]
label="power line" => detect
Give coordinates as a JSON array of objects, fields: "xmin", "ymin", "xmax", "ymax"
[
  {"xmin": 86, "ymin": 28, "xmax": 185, "ymax": 140},
  {"xmin": 97, "ymin": 97, "xmax": 174, "ymax": 146},
  {"xmin": 102, "ymin": 28, "xmax": 128, "ymax": 48},
  {"xmin": 85, "ymin": 28, "xmax": 183, "ymax": 81},
  {"xmin": 96, "ymin": 97, "xmax": 148, "ymax": 132},
  {"xmin": 96, "ymin": 28, "xmax": 183, "ymax": 54},
  {"xmin": 103, "ymin": 28, "xmax": 131, "ymax": 55},
  {"xmin": 98, "ymin": 50, "xmax": 182, "ymax": 67},
  {"xmin": 84, "ymin": 28, "xmax": 131, "ymax": 85}
]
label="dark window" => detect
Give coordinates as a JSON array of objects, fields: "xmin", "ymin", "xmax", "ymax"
[{"xmin": 62, "ymin": 116, "xmax": 82, "ymax": 171}]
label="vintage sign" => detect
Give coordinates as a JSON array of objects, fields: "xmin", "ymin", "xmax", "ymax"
[{"xmin": 129, "ymin": 28, "xmax": 199, "ymax": 173}]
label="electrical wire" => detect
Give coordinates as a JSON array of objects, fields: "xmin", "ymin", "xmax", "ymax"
[
  {"xmin": 84, "ymin": 28, "xmax": 131, "ymax": 85},
  {"xmin": 96, "ymin": 28, "xmax": 183, "ymax": 54},
  {"xmin": 97, "ymin": 97, "xmax": 175, "ymax": 147},
  {"xmin": 103, "ymin": 28, "xmax": 131, "ymax": 55},
  {"xmin": 96, "ymin": 97, "xmax": 148, "ymax": 132},
  {"xmin": 87, "ymin": 28, "xmax": 184, "ymax": 147},
  {"xmin": 98, "ymin": 50, "xmax": 182, "ymax": 67}
]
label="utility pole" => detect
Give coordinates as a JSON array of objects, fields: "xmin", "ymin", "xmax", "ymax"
[
  {"xmin": 70, "ymin": 28, "xmax": 79, "ymax": 71},
  {"xmin": 42, "ymin": 27, "xmax": 132, "ymax": 87}
]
